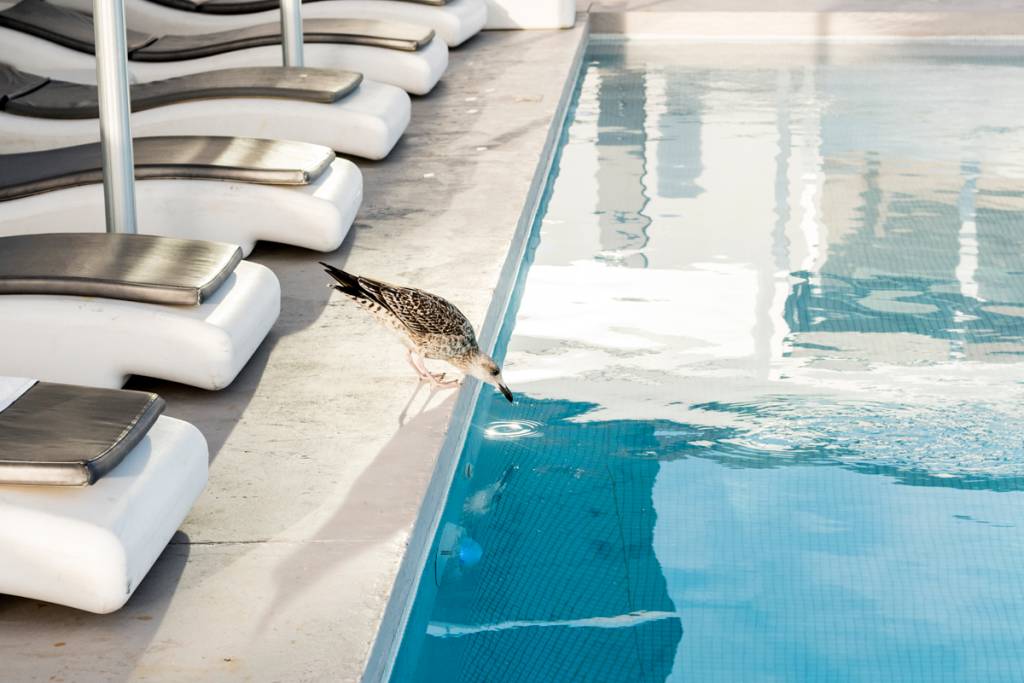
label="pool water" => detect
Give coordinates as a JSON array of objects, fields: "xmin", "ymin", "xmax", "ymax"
[{"xmin": 392, "ymin": 39, "xmax": 1024, "ymax": 682}]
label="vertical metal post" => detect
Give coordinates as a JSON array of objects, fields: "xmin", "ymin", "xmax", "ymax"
[
  {"xmin": 280, "ymin": 0, "xmax": 304, "ymax": 67},
  {"xmin": 93, "ymin": 0, "xmax": 138, "ymax": 234}
]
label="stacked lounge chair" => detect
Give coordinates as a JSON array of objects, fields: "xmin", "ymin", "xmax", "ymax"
[
  {"xmin": 0, "ymin": 0, "xmax": 407, "ymax": 615},
  {"xmin": 0, "ymin": 0, "xmax": 448, "ymax": 94},
  {"xmin": 0, "ymin": 232, "xmax": 280, "ymax": 389},
  {"xmin": 0, "ymin": 62, "xmax": 410, "ymax": 157},
  {"xmin": 51, "ymin": 0, "xmax": 489, "ymax": 48},
  {"xmin": 0, "ymin": 0, "xmax": 493, "ymax": 618},
  {"xmin": 0, "ymin": 136, "xmax": 362, "ymax": 253},
  {"xmin": 0, "ymin": 378, "xmax": 208, "ymax": 613}
]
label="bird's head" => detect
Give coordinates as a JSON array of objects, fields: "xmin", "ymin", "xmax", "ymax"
[{"xmin": 464, "ymin": 352, "xmax": 513, "ymax": 403}]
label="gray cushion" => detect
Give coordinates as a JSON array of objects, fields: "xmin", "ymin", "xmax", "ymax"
[
  {"xmin": 147, "ymin": 0, "xmax": 449, "ymax": 15},
  {"xmin": 135, "ymin": 18, "xmax": 434, "ymax": 61},
  {"xmin": 0, "ymin": 382, "xmax": 165, "ymax": 486},
  {"xmin": 0, "ymin": 63, "xmax": 361, "ymax": 119},
  {"xmin": 0, "ymin": 233, "xmax": 243, "ymax": 305},
  {"xmin": 0, "ymin": 62, "xmax": 47, "ymax": 107},
  {"xmin": 0, "ymin": 0, "xmax": 434, "ymax": 60},
  {"xmin": 0, "ymin": 136, "xmax": 336, "ymax": 200},
  {"xmin": 0, "ymin": 0, "xmax": 157, "ymax": 53}
]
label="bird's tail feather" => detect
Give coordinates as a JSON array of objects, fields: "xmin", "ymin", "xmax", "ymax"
[{"xmin": 319, "ymin": 261, "xmax": 364, "ymax": 298}]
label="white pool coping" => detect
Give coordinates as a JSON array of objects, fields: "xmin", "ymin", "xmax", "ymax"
[{"xmin": 590, "ymin": 8, "xmax": 1024, "ymax": 38}]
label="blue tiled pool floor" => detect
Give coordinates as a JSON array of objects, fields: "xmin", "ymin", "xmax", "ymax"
[{"xmin": 393, "ymin": 40, "xmax": 1024, "ymax": 682}]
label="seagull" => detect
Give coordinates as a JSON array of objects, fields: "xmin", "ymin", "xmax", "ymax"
[{"xmin": 321, "ymin": 263, "xmax": 514, "ymax": 403}]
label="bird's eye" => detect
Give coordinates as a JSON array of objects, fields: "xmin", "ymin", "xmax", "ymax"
[{"xmin": 490, "ymin": 368, "xmax": 500, "ymax": 376}]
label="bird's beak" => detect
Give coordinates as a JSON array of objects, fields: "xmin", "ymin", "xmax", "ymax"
[{"xmin": 498, "ymin": 382, "xmax": 514, "ymax": 403}]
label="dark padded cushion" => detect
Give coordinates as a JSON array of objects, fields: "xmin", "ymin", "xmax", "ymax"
[
  {"xmin": 0, "ymin": 63, "xmax": 48, "ymax": 107},
  {"xmin": 0, "ymin": 0, "xmax": 432, "ymax": 59},
  {"xmin": 0, "ymin": 63, "xmax": 361, "ymax": 119},
  {"xmin": 0, "ymin": 136, "xmax": 336, "ymax": 200},
  {"xmin": 0, "ymin": 0, "xmax": 156, "ymax": 54},
  {"xmin": 0, "ymin": 382, "xmax": 165, "ymax": 486},
  {"xmin": 134, "ymin": 18, "xmax": 433, "ymax": 61},
  {"xmin": 147, "ymin": 0, "xmax": 449, "ymax": 15},
  {"xmin": 0, "ymin": 233, "xmax": 243, "ymax": 305}
]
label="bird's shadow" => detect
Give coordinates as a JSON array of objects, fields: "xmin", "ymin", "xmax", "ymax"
[
  {"xmin": 252, "ymin": 382, "xmax": 458, "ymax": 634},
  {"xmin": 399, "ymin": 372, "xmax": 462, "ymax": 426}
]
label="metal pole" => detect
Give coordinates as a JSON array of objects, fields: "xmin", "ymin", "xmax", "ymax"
[
  {"xmin": 280, "ymin": 0, "xmax": 304, "ymax": 67},
  {"xmin": 93, "ymin": 0, "xmax": 138, "ymax": 234}
]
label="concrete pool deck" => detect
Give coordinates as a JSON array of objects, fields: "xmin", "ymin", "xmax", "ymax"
[{"xmin": 0, "ymin": 24, "xmax": 587, "ymax": 683}]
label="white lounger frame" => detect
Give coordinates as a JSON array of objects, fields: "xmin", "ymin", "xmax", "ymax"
[
  {"xmin": 0, "ymin": 260, "xmax": 281, "ymax": 389},
  {"xmin": 0, "ymin": 158, "xmax": 362, "ymax": 255},
  {"xmin": 53, "ymin": 0, "xmax": 488, "ymax": 47},
  {"xmin": 483, "ymin": 0, "xmax": 574, "ymax": 29},
  {"xmin": 0, "ymin": 22, "xmax": 448, "ymax": 94},
  {"xmin": 0, "ymin": 416, "xmax": 208, "ymax": 613},
  {"xmin": 0, "ymin": 79, "xmax": 410, "ymax": 159}
]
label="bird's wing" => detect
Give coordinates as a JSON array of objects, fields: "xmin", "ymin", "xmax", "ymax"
[{"xmin": 360, "ymin": 277, "xmax": 476, "ymax": 340}]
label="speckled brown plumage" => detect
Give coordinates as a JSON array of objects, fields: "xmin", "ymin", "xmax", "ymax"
[
  {"xmin": 320, "ymin": 262, "xmax": 514, "ymax": 402},
  {"xmin": 320, "ymin": 263, "xmax": 478, "ymax": 361}
]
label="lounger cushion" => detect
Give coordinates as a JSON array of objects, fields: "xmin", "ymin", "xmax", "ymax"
[
  {"xmin": 135, "ymin": 19, "xmax": 434, "ymax": 61},
  {"xmin": 0, "ymin": 0, "xmax": 434, "ymax": 59},
  {"xmin": 0, "ymin": 62, "xmax": 47, "ymax": 107},
  {"xmin": 0, "ymin": 0, "xmax": 157, "ymax": 53},
  {"xmin": 141, "ymin": 0, "xmax": 448, "ymax": 14},
  {"xmin": 0, "ymin": 382, "xmax": 165, "ymax": 486},
  {"xmin": 0, "ymin": 136, "xmax": 336, "ymax": 200},
  {"xmin": 0, "ymin": 233, "xmax": 243, "ymax": 305},
  {"xmin": 0, "ymin": 63, "xmax": 361, "ymax": 119}
]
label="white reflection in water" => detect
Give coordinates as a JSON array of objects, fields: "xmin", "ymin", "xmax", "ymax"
[
  {"xmin": 483, "ymin": 420, "xmax": 543, "ymax": 440},
  {"xmin": 427, "ymin": 610, "xmax": 681, "ymax": 639},
  {"xmin": 504, "ymin": 41, "xmax": 1024, "ymax": 476}
]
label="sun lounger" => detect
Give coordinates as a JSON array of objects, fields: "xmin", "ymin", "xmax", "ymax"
[
  {"xmin": 484, "ymin": 0, "xmax": 575, "ymax": 29},
  {"xmin": 0, "ymin": 0, "xmax": 448, "ymax": 94},
  {"xmin": 0, "ymin": 63, "xmax": 410, "ymax": 159},
  {"xmin": 0, "ymin": 379, "xmax": 208, "ymax": 613},
  {"xmin": 51, "ymin": 0, "xmax": 487, "ymax": 48},
  {"xmin": 0, "ymin": 232, "xmax": 280, "ymax": 389},
  {"xmin": 0, "ymin": 136, "xmax": 362, "ymax": 254}
]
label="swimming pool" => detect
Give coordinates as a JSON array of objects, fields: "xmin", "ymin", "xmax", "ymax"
[{"xmin": 391, "ymin": 38, "xmax": 1024, "ymax": 682}]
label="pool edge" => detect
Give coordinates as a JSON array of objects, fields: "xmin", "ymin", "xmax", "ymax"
[{"xmin": 359, "ymin": 16, "xmax": 593, "ymax": 683}]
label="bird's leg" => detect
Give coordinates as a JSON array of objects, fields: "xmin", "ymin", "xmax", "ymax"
[
  {"xmin": 414, "ymin": 354, "xmax": 459, "ymax": 388},
  {"xmin": 408, "ymin": 351, "xmax": 447, "ymax": 384},
  {"xmin": 406, "ymin": 350, "xmax": 431, "ymax": 381}
]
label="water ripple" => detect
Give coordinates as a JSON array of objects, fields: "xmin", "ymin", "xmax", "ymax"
[{"xmin": 484, "ymin": 420, "xmax": 544, "ymax": 440}]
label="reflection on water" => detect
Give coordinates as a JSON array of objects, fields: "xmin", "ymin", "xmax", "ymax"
[
  {"xmin": 482, "ymin": 419, "xmax": 544, "ymax": 440},
  {"xmin": 394, "ymin": 40, "xmax": 1024, "ymax": 682}
]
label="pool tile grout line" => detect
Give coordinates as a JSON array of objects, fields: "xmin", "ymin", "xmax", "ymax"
[{"xmin": 360, "ymin": 15, "xmax": 593, "ymax": 683}]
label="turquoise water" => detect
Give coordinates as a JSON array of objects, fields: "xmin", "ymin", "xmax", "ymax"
[{"xmin": 392, "ymin": 40, "xmax": 1024, "ymax": 682}]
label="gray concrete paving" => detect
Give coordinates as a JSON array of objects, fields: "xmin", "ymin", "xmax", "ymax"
[{"xmin": 0, "ymin": 25, "xmax": 586, "ymax": 683}]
